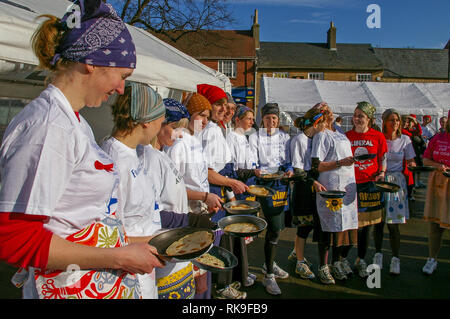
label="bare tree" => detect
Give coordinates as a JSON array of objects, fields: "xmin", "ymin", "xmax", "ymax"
[{"xmin": 111, "ymin": 0, "xmax": 235, "ymax": 42}]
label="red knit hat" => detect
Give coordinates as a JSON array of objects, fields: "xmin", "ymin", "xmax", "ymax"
[{"xmin": 197, "ymin": 84, "xmax": 227, "ymax": 105}]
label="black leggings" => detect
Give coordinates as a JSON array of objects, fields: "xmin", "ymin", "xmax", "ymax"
[
  {"xmin": 340, "ymin": 226, "xmax": 371, "ymax": 260},
  {"xmin": 264, "ymin": 229, "xmax": 281, "ymax": 274}
]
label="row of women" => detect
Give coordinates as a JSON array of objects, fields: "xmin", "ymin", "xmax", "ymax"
[
  {"xmin": 0, "ymin": 1, "xmax": 289, "ymax": 299},
  {"xmin": 287, "ymin": 103, "xmax": 450, "ymax": 287},
  {"xmin": 0, "ymin": 1, "xmax": 448, "ymax": 300}
]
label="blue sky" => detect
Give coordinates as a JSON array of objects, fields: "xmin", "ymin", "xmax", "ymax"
[{"xmin": 226, "ymin": 0, "xmax": 450, "ymax": 49}]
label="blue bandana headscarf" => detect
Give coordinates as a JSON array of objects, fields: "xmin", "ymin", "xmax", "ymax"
[
  {"xmin": 52, "ymin": 0, "xmax": 136, "ymax": 68},
  {"xmin": 233, "ymin": 104, "xmax": 253, "ymax": 122},
  {"xmin": 163, "ymin": 98, "xmax": 190, "ymax": 123}
]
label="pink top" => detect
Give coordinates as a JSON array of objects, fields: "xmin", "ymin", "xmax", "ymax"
[{"xmin": 423, "ymin": 132, "xmax": 450, "ymax": 166}]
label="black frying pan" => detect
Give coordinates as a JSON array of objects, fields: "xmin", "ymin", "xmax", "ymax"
[
  {"xmin": 374, "ymin": 181, "xmax": 400, "ymax": 193},
  {"xmin": 246, "ymin": 185, "xmax": 276, "ymax": 198},
  {"xmin": 218, "ymin": 214, "xmax": 267, "ymax": 238},
  {"xmin": 319, "ymin": 190, "xmax": 346, "ymax": 199},
  {"xmin": 148, "ymin": 227, "xmax": 215, "ymax": 262},
  {"xmin": 407, "ymin": 165, "xmax": 436, "ymax": 172},
  {"xmin": 354, "ymin": 153, "xmax": 377, "ymax": 161},
  {"xmin": 258, "ymin": 171, "xmax": 285, "ymax": 181},
  {"xmin": 191, "ymin": 245, "xmax": 238, "ymax": 273},
  {"xmin": 223, "ymin": 200, "xmax": 260, "ymax": 215}
]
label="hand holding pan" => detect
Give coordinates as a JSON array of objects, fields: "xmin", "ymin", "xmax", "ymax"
[
  {"xmin": 443, "ymin": 169, "xmax": 450, "ymax": 178},
  {"xmin": 148, "ymin": 227, "xmax": 215, "ymax": 263}
]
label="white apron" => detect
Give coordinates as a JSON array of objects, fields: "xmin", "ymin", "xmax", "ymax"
[{"xmin": 313, "ymin": 130, "xmax": 358, "ymax": 232}]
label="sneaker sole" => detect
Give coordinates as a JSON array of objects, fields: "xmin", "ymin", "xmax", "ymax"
[
  {"xmin": 295, "ymin": 272, "xmax": 315, "ymax": 280},
  {"xmin": 319, "ymin": 279, "xmax": 335, "ymax": 285}
]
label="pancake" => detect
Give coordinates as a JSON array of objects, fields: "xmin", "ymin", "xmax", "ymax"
[
  {"xmin": 195, "ymin": 253, "xmax": 225, "ymax": 268},
  {"xmin": 248, "ymin": 185, "xmax": 269, "ymax": 196},
  {"xmin": 165, "ymin": 231, "xmax": 213, "ymax": 256},
  {"xmin": 224, "ymin": 222, "xmax": 258, "ymax": 233},
  {"xmin": 230, "ymin": 204, "xmax": 252, "ymax": 210}
]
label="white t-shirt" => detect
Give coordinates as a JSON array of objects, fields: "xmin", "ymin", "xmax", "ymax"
[
  {"xmin": 248, "ymin": 128, "xmax": 291, "ymax": 171},
  {"xmin": 386, "ymin": 135, "xmax": 416, "ymax": 172},
  {"xmin": 0, "ymin": 84, "xmax": 120, "ymax": 238},
  {"xmin": 164, "ymin": 131, "xmax": 209, "ymax": 193},
  {"xmin": 422, "ymin": 125, "xmax": 435, "ymax": 141},
  {"xmin": 145, "ymin": 145, "xmax": 189, "ymax": 214},
  {"xmin": 289, "ymin": 132, "xmax": 312, "ymax": 170},
  {"xmin": 226, "ymin": 129, "xmax": 257, "ymax": 170},
  {"xmin": 100, "ymin": 137, "xmax": 162, "ymax": 237},
  {"xmin": 0, "ymin": 85, "xmax": 124, "ymax": 299},
  {"xmin": 195, "ymin": 121, "xmax": 232, "ymax": 172}
]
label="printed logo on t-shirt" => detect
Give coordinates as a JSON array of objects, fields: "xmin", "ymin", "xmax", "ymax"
[{"xmin": 354, "ymin": 146, "xmax": 374, "ymax": 171}]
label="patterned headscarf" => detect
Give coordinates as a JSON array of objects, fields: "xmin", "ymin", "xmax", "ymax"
[
  {"xmin": 185, "ymin": 93, "xmax": 212, "ymax": 115},
  {"xmin": 52, "ymin": 0, "xmax": 136, "ymax": 68},
  {"xmin": 356, "ymin": 101, "xmax": 376, "ymax": 119},
  {"xmin": 127, "ymin": 82, "xmax": 164, "ymax": 123},
  {"xmin": 163, "ymin": 98, "xmax": 190, "ymax": 123}
]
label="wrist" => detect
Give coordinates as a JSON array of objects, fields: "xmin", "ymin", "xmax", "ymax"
[
  {"xmin": 203, "ymin": 192, "xmax": 209, "ymax": 203},
  {"xmin": 336, "ymin": 160, "xmax": 341, "ymax": 168}
]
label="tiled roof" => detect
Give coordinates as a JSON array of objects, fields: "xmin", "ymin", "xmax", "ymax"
[
  {"xmin": 152, "ymin": 30, "xmax": 256, "ymax": 59},
  {"xmin": 258, "ymin": 42, "xmax": 384, "ymax": 70},
  {"xmin": 373, "ymin": 48, "xmax": 449, "ymax": 79}
]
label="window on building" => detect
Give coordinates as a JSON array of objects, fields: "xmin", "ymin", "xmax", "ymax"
[
  {"xmin": 272, "ymin": 72, "xmax": 289, "ymax": 78},
  {"xmin": 356, "ymin": 73, "xmax": 372, "ymax": 82},
  {"xmin": 218, "ymin": 60, "xmax": 236, "ymax": 78},
  {"xmin": 308, "ymin": 72, "xmax": 324, "ymax": 80}
]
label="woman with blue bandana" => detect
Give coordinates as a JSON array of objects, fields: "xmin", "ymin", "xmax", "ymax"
[{"xmin": 0, "ymin": 0, "xmax": 164, "ymax": 299}]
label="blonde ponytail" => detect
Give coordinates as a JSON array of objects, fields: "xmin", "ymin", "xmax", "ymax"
[{"xmin": 31, "ymin": 14, "xmax": 64, "ymax": 71}]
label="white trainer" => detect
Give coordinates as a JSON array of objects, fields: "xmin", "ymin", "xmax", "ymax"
[
  {"xmin": 422, "ymin": 258, "xmax": 437, "ymax": 275},
  {"xmin": 263, "ymin": 273, "xmax": 281, "ymax": 295},
  {"xmin": 373, "ymin": 252, "xmax": 383, "ymax": 270},
  {"xmin": 389, "ymin": 256, "xmax": 400, "ymax": 275},
  {"xmin": 262, "ymin": 262, "xmax": 289, "ymax": 279}
]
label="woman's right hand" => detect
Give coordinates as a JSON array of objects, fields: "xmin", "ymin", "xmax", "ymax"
[
  {"xmin": 205, "ymin": 192, "xmax": 223, "ymax": 211},
  {"xmin": 437, "ymin": 164, "xmax": 449, "ymax": 173},
  {"xmin": 228, "ymin": 179, "xmax": 249, "ymax": 194},
  {"xmin": 115, "ymin": 243, "xmax": 165, "ymax": 275},
  {"xmin": 339, "ymin": 156, "xmax": 355, "ymax": 167},
  {"xmin": 313, "ymin": 181, "xmax": 327, "ymax": 192}
]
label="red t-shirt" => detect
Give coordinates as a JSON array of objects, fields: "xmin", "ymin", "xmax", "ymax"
[{"xmin": 346, "ymin": 128, "xmax": 388, "ymax": 184}]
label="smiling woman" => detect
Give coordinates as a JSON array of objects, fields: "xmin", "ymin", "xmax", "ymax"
[{"xmin": 0, "ymin": 0, "xmax": 166, "ymax": 300}]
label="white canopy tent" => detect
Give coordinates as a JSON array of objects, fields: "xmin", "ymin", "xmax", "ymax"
[
  {"xmin": 258, "ymin": 77, "xmax": 449, "ymax": 132},
  {"xmin": 0, "ymin": 0, "xmax": 231, "ymax": 141}
]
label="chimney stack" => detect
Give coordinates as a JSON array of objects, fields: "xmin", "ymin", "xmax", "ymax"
[
  {"xmin": 252, "ymin": 9, "xmax": 260, "ymax": 50},
  {"xmin": 327, "ymin": 21, "xmax": 337, "ymax": 51}
]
